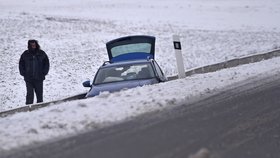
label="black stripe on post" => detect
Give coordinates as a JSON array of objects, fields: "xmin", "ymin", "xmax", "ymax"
[{"xmin": 173, "ymin": 41, "xmax": 181, "ymax": 50}]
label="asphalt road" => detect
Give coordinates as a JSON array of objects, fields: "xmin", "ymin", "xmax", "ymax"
[{"xmin": 2, "ymin": 77, "xmax": 280, "ymax": 158}]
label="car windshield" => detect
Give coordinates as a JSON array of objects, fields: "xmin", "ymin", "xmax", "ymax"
[{"xmin": 94, "ymin": 63, "xmax": 155, "ymax": 85}]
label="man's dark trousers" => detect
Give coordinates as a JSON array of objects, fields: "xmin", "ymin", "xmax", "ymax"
[{"xmin": 25, "ymin": 80, "xmax": 43, "ymax": 105}]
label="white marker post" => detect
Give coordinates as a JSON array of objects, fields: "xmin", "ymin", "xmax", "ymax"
[{"xmin": 173, "ymin": 35, "xmax": 186, "ymax": 78}]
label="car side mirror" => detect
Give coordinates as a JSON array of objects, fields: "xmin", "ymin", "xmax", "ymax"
[{"xmin": 83, "ymin": 80, "xmax": 91, "ymax": 87}]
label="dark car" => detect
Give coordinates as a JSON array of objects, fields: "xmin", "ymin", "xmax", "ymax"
[{"xmin": 83, "ymin": 35, "xmax": 167, "ymax": 98}]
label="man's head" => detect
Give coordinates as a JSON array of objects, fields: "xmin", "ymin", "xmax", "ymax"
[{"xmin": 28, "ymin": 39, "xmax": 40, "ymax": 51}]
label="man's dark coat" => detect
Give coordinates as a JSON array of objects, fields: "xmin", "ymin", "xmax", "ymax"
[{"xmin": 19, "ymin": 50, "xmax": 49, "ymax": 81}]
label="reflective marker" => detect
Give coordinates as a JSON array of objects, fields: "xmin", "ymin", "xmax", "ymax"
[{"xmin": 173, "ymin": 35, "xmax": 186, "ymax": 78}]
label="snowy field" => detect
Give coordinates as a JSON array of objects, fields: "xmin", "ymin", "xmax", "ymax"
[
  {"xmin": 1, "ymin": 0, "xmax": 280, "ymax": 110},
  {"xmin": 0, "ymin": 0, "xmax": 280, "ymax": 152}
]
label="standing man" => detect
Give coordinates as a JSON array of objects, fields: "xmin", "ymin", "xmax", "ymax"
[{"xmin": 19, "ymin": 39, "xmax": 50, "ymax": 105}]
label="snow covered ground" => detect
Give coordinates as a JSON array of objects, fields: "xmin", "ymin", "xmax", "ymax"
[
  {"xmin": 1, "ymin": 0, "xmax": 280, "ymax": 111},
  {"xmin": 0, "ymin": 0, "xmax": 280, "ymax": 152}
]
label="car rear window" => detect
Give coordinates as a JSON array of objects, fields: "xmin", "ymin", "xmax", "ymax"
[{"xmin": 111, "ymin": 43, "xmax": 151, "ymax": 57}]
